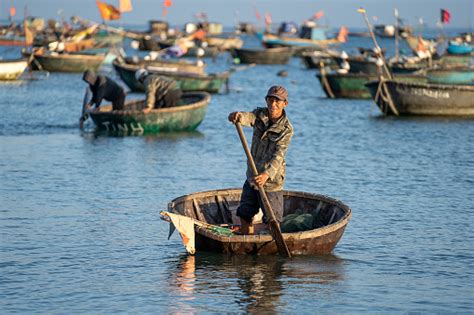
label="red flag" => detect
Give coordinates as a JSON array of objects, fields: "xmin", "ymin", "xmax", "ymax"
[
  {"xmin": 264, "ymin": 12, "xmax": 272, "ymax": 26},
  {"xmin": 164, "ymin": 0, "xmax": 172, "ymax": 8},
  {"xmin": 255, "ymin": 10, "xmax": 261, "ymax": 20},
  {"xmin": 313, "ymin": 10, "xmax": 324, "ymax": 20},
  {"xmin": 96, "ymin": 0, "xmax": 121, "ymax": 20},
  {"xmin": 10, "ymin": 6, "xmax": 16, "ymax": 17},
  {"xmin": 441, "ymin": 9, "xmax": 450, "ymax": 24}
]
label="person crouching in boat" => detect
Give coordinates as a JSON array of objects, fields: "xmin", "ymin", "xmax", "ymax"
[
  {"xmin": 228, "ymin": 85, "xmax": 294, "ymax": 235},
  {"xmin": 135, "ymin": 69, "xmax": 183, "ymax": 113},
  {"xmin": 80, "ymin": 70, "xmax": 126, "ymax": 128}
]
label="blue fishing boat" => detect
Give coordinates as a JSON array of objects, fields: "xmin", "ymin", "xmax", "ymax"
[
  {"xmin": 447, "ymin": 42, "xmax": 473, "ymax": 55},
  {"xmin": 427, "ymin": 67, "xmax": 474, "ymax": 85}
]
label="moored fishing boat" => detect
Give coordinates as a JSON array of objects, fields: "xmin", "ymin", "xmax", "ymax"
[
  {"xmin": 447, "ymin": 41, "xmax": 473, "ymax": 55},
  {"xmin": 426, "ymin": 67, "xmax": 474, "ymax": 85},
  {"xmin": 204, "ymin": 36, "xmax": 243, "ymax": 50},
  {"xmin": 316, "ymin": 72, "xmax": 427, "ymax": 99},
  {"xmin": 26, "ymin": 51, "xmax": 106, "ymax": 72},
  {"xmin": 161, "ymin": 188, "xmax": 351, "ymax": 256},
  {"xmin": 437, "ymin": 52, "xmax": 474, "ymax": 67},
  {"xmin": 122, "ymin": 56, "xmax": 206, "ymax": 75},
  {"xmin": 113, "ymin": 60, "xmax": 229, "ymax": 93},
  {"xmin": 366, "ymin": 79, "xmax": 474, "ymax": 116},
  {"xmin": 88, "ymin": 92, "xmax": 211, "ymax": 134},
  {"xmin": 0, "ymin": 58, "xmax": 28, "ymax": 80},
  {"xmin": 231, "ymin": 47, "xmax": 293, "ymax": 64}
]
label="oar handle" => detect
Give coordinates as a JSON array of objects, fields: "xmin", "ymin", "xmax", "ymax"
[{"xmin": 234, "ymin": 122, "xmax": 291, "ymax": 257}]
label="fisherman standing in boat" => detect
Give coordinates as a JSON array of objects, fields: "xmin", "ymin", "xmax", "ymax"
[
  {"xmin": 135, "ymin": 69, "xmax": 183, "ymax": 113},
  {"xmin": 80, "ymin": 70, "xmax": 126, "ymax": 128},
  {"xmin": 228, "ymin": 85, "xmax": 294, "ymax": 235}
]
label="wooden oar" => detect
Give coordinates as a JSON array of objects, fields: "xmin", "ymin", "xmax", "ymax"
[{"xmin": 234, "ymin": 122, "xmax": 291, "ymax": 258}]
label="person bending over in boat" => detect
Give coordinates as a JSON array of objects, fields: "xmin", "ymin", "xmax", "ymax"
[
  {"xmin": 82, "ymin": 70, "xmax": 126, "ymax": 111},
  {"xmin": 228, "ymin": 85, "xmax": 294, "ymax": 235},
  {"xmin": 135, "ymin": 69, "xmax": 183, "ymax": 113},
  {"xmin": 80, "ymin": 70, "xmax": 126, "ymax": 128}
]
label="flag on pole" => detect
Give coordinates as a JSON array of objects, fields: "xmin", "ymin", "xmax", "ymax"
[
  {"xmin": 162, "ymin": 0, "xmax": 172, "ymax": 16},
  {"xmin": 96, "ymin": 0, "xmax": 121, "ymax": 20},
  {"xmin": 264, "ymin": 12, "xmax": 272, "ymax": 26},
  {"xmin": 255, "ymin": 9, "xmax": 261, "ymax": 21},
  {"xmin": 119, "ymin": 0, "xmax": 132, "ymax": 13},
  {"xmin": 440, "ymin": 9, "xmax": 450, "ymax": 24},
  {"xmin": 337, "ymin": 26, "xmax": 349, "ymax": 43},
  {"xmin": 313, "ymin": 10, "xmax": 324, "ymax": 20},
  {"xmin": 10, "ymin": 6, "xmax": 16, "ymax": 17}
]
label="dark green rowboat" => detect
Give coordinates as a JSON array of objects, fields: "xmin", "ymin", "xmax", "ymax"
[
  {"xmin": 316, "ymin": 72, "xmax": 427, "ymax": 99},
  {"xmin": 113, "ymin": 60, "xmax": 229, "ymax": 93},
  {"xmin": 366, "ymin": 80, "xmax": 474, "ymax": 116},
  {"xmin": 88, "ymin": 92, "xmax": 211, "ymax": 134}
]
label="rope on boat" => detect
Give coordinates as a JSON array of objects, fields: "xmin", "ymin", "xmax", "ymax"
[
  {"xmin": 375, "ymin": 78, "xmax": 399, "ymax": 116},
  {"xmin": 319, "ymin": 61, "xmax": 335, "ymax": 99}
]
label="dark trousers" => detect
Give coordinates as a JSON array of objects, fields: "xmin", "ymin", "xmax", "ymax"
[
  {"xmin": 112, "ymin": 92, "xmax": 126, "ymax": 110},
  {"xmin": 159, "ymin": 89, "xmax": 182, "ymax": 108},
  {"xmin": 236, "ymin": 180, "xmax": 284, "ymax": 223}
]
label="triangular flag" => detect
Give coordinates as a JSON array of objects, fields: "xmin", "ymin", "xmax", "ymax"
[
  {"xmin": 337, "ymin": 26, "xmax": 348, "ymax": 43},
  {"xmin": 313, "ymin": 10, "xmax": 324, "ymax": 20},
  {"xmin": 96, "ymin": 0, "xmax": 121, "ymax": 21},
  {"xmin": 119, "ymin": 0, "xmax": 133, "ymax": 13},
  {"xmin": 264, "ymin": 12, "xmax": 272, "ymax": 26}
]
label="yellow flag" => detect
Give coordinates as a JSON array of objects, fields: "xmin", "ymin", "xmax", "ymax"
[
  {"xmin": 357, "ymin": 8, "xmax": 366, "ymax": 13},
  {"xmin": 119, "ymin": 0, "xmax": 133, "ymax": 13}
]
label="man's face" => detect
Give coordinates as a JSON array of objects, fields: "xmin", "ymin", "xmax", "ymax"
[{"xmin": 265, "ymin": 96, "xmax": 287, "ymax": 121}]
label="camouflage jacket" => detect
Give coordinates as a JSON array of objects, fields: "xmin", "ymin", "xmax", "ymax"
[
  {"xmin": 144, "ymin": 75, "xmax": 179, "ymax": 109},
  {"xmin": 239, "ymin": 107, "xmax": 294, "ymax": 191}
]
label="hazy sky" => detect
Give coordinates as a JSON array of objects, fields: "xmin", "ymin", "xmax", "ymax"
[{"xmin": 2, "ymin": 0, "xmax": 473, "ymax": 28}]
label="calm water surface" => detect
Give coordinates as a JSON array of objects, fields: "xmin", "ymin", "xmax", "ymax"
[{"xmin": 1, "ymin": 31, "xmax": 473, "ymax": 313}]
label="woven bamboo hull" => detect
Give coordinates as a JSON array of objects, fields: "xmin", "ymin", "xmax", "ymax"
[
  {"xmin": 427, "ymin": 68, "xmax": 474, "ymax": 85},
  {"xmin": 366, "ymin": 80, "xmax": 474, "ymax": 116},
  {"xmin": 89, "ymin": 92, "xmax": 211, "ymax": 134},
  {"xmin": 232, "ymin": 47, "xmax": 293, "ymax": 64},
  {"xmin": 31, "ymin": 53, "xmax": 105, "ymax": 72},
  {"xmin": 167, "ymin": 188, "xmax": 352, "ymax": 256}
]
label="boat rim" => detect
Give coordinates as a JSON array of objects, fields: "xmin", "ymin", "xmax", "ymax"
[
  {"xmin": 91, "ymin": 91, "xmax": 211, "ymax": 116},
  {"xmin": 167, "ymin": 187, "xmax": 352, "ymax": 242}
]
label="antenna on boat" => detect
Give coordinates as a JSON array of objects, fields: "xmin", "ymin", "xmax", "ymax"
[
  {"xmin": 394, "ymin": 8, "xmax": 400, "ymax": 63},
  {"xmin": 357, "ymin": 7, "xmax": 393, "ymax": 80}
]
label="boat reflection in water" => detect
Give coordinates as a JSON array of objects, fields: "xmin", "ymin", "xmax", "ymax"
[{"xmin": 166, "ymin": 253, "xmax": 345, "ymax": 313}]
